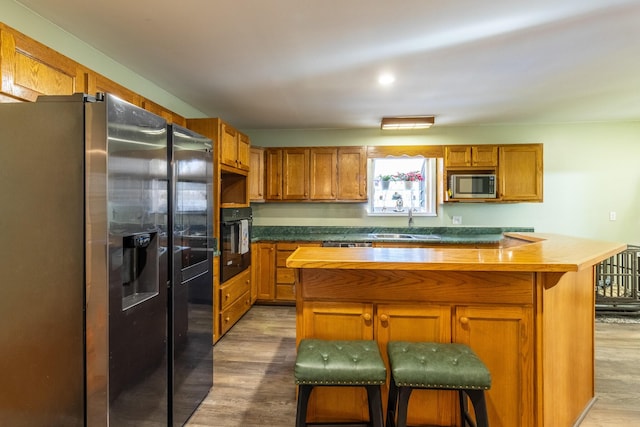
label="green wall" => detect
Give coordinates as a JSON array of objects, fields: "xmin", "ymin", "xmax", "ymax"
[
  {"xmin": 1, "ymin": 0, "xmax": 205, "ymax": 118},
  {"xmin": 247, "ymin": 124, "xmax": 640, "ymax": 245},
  {"xmin": 3, "ymin": 0, "xmax": 638, "ymax": 244}
]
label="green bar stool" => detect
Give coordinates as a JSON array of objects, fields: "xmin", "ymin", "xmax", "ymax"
[
  {"xmin": 294, "ymin": 339, "xmax": 387, "ymax": 427},
  {"xmin": 386, "ymin": 342, "xmax": 492, "ymax": 427}
]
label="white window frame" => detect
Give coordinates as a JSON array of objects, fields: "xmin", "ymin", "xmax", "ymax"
[{"xmin": 366, "ymin": 156, "xmax": 437, "ymax": 216}]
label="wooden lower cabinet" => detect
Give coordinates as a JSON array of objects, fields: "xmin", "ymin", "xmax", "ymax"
[
  {"xmin": 454, "ymin": 305, "xmax": 533, "ymax": 427},
  {"xmin": 219, "ymin": 268, "xmax": 251, "ymax": 336},
  {"xmin": 297, "ymin": 298, "xmax": 533, "ymax": 426},
  {"xmin": 253, "ymin": 242, "xmax": 275, "ymax": 301},
  {"xmin": 255, "ymin": 241, "xmax": 321, "ymax": 304},
  {"xmin": 298, "ymin": 302, "xmax": 374, "ymax": 423}
]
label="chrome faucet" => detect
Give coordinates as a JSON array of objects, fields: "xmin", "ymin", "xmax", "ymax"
[{"xmin": 408, "ymin": 208, "xmax": 414, "ymax": 227}]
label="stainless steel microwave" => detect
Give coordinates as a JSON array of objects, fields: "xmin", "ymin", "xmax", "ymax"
[{"xmin": 450, "ymin": 174, "xmax": 496, "ymax": 198}]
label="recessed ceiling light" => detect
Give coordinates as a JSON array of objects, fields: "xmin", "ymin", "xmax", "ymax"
[{"xmin": 378, "ymin": 73, "xmax": 395, "ymax": 86}]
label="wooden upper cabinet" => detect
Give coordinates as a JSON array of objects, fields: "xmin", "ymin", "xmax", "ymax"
[
  {"xmin": 265, "ymin": 149, "xmax": 283, "ymax": 200},
  {"xmin": 337, "ymin": 146, "xmax": 367, "ymax": 200},
  {"xmin": 220, "ymin": 122, "xmax": 237, "ymax": 167},
  {"xmin": 82, "ymin": 71, "xmax": 142, "ymax": 106},
  {"xmin": 237, "ymin": 132, "xmax": 251, "ymax": 171},
  {"xmin": 0, "ymin": 24, "xmax": 82, "ymax": 101},
  {"xmin": 264, "ymin": 146, "xmax": 368, "ymax": 202},
  {"xmin": 282, "ymin": 148, "xmax": 310, "ymax": 200},
  {"xmin": 445, "ymin": 145, "xmax": 497, "ymax": 168},
  {"xmin": 309, "ymin": 148, "xmax": 338, "ymax": 200},
  {"xmin": 498, "ymin": 144, "xmax": 543, "ymax": 202},
  {"xmin": 141, "ymin": 98, "xmax": 186, "ymax": 126},
  {"xmin": 249, "ymin": 147, "xmax": 265, "ymax": 201},
  {"xmin": 220, "ymin": 122, "xmax": 250, "ymax": 172}
]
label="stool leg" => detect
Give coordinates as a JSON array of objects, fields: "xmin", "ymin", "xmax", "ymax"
[
  {"xmin": 395, "ymin": 387, "xmax": 413, "ymax": 427},
  {"xmin": 365, "ymin": 385, "xmax": 384, "ymax": 427},
  {"xmin": 296, "ymin": 384, "xmax": 313, "ymax": 427},
  {"xmin": 459, "ymin": 390, "xmax": 471, "ymax": 427},
  {"xmin": 386, "ymin": 379, "xmax": 399, "ymax": 427},
  {"xmin": 465, "ymin": 389, "xmax": 489, "ymax": 427}
]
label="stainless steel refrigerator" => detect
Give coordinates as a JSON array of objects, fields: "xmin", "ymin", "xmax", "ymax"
[{"xmin": 0, "ymin": 93, "xmax": 214, "ymax": 426}]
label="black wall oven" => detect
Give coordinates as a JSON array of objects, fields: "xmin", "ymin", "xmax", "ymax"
[{"xmin": 220, "ymin": 207, "xmax": 252, "ymax": 283}]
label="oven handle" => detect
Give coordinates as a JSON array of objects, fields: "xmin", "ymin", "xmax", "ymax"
[{"xmin": 221, "ymin": 220, "xmax": 252, "ymax": 226}]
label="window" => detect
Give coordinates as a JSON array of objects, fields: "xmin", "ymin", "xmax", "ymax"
[{"xmin": 367, "ymin": 157, "xmax": 437, "ymax": 216}]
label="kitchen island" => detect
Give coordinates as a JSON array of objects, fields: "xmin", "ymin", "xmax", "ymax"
[{"xmin": 286, "ymin": 233, "xmax": 625, "ymax": 427}]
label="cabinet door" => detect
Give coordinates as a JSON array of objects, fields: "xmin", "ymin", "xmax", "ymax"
[
  {"xmin": 454, "ymin": 305, "xmax": 534, "ymax": 427},
  {"xmin": 498, "ymin": 144, "xmax": 543, "ymax": 201},
  {"xmin": 249, "ymin": 147, "xmax": 265, "ymax": 201},
  {"xmin": 237, "ymin": 132, "xmax": 251, "ymax": 171},
  {"xmin": 337, "ymin": 147, "xmax": 367, "ymax": 200},
  {"xmin": 1, "ymin": 25, "xmax": 82, "ymax": 101},
  {"xmin": 254, "ymin": 242, "xmax": 275, "ymax": 301},
  {"xmin": 444, "ymin": 146, "xmax": 471, "ymax": 167},
  {"xmin": 282, "ymin": 148, "xmax": 309, "ymax": 200},
  {"xmin": 265, "ymin": 149, "xmax": 283, "ymax": 200},
  {"xmin": 309, "ymin": 148, "xmax": 337, "ymax": 200},
  {"xmin": 472, "ymin": 145, "xmax": 498, "ymax": 167},
  {"xmin": 141, "ymin": 98, "xmax": 185, "ymax": 126},
  {"xmin": 300, "ymin": 301, "xmax": 374, "ymax": 423},
  {"xmin": 82, "ymin": 71, "xmax": 142, "ymax": 106},
  {"xmin": 220, "ymin": 122, "xmax": 239, "ymax": 169},
  {"xmin": 376, "ymin": 304, "xmax": 455, "ymax": 427}
]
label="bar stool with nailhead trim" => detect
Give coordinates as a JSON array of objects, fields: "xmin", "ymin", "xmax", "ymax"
[
  {"xmin": 294, "ymin": 339, "xmax": 387, "ymax": 427},
  {"xmin": 386, "ymin": 341, "xmax": 492, "ymax": 427}
]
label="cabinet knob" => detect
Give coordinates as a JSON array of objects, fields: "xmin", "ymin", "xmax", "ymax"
[
  {"xmin": 224, "ymin": 316, "xmax": 230, "ymax": 323},
  {"xmin": 460, "ymin": 317, "xmax": 469, "ymax": 325},
  {"xmin": 361, "ymin": 313, "xmax": 371, "ymax": 322},
  {"xmin": 225, "ymin": 293, "xmax": 230, "ymax": 300},
  {"xmin": 379, "ymin": 314, "xmax": 389, "ymax": 323}
]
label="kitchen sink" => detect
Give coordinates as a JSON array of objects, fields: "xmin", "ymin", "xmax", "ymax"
[
  {"xmin": 369, "ymin": 233, "xmax": 415, "ymax": 239},
  {"xmin": 368, "ymin": 233, "xmax": 441, "ymax": 241}
]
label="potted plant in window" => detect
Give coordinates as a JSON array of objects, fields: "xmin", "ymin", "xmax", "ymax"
[
  {"xmin": 396, "ymin": 171, "xmax": 424, "ymax": 189},
  {"xmin": 379, "ymin": 174, "xmax": 393, "ymax": 190}
]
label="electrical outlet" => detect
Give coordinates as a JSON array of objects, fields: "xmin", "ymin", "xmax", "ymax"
[
  {"xmin": 452, "ymin": 216, "xmax": 462, "ymax": 225},
  {"xmin": 609, "ymin": 211, "xmax": 617, "ymax": 221}
]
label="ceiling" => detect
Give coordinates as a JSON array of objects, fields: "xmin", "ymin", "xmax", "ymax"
[{"xmin": 18, "ymin": 0, "xmax": 640, "ymax": 129}]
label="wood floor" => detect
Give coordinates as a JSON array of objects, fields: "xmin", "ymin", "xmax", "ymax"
[{"xmin": 186, "ymin": 305, "xmax": 640, "ymax": 427}]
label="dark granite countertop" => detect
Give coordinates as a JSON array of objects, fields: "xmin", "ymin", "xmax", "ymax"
[{"xmin": 251, "ymin": 226, "xmax": 534, "ymax": 244}]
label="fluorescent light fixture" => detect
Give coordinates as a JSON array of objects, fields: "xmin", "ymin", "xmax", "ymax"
[{"xmin": 381, "ymin": 116, "xmax": 435, "ymax": 130}]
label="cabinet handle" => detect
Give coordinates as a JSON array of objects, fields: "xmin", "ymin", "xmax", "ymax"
[
  {"xmin": 361, "ymin": 313, "xmax": 371, "ymax": 322},
  {"xmin": 224, "ymin": 316, "xmax": 230, "ymax": 323},
  {"xmin": 225, "ymin": 293, "xmax": 230, "ymax": 300},
  {"xmin": 379, "ymin": 314, "xmax": 389, "ymax": 323},
  {"xmin": 460, "ymin": 317, "xmax": 469, "ymax": 325}
]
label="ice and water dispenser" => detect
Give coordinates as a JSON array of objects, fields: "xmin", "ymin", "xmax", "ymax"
[{"xmin": 121, "ymin": 231, "xmax": 159, "ymax": 310}]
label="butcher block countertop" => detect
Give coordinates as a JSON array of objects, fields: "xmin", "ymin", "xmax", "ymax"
[{"xmin": 286, "ymin": 232, "xmax": 626, "ymax": 272}]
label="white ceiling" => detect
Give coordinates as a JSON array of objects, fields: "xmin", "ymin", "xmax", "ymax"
[{"xmin": 18, "ymin": 0, "xmax": 640, "ymax": 129}]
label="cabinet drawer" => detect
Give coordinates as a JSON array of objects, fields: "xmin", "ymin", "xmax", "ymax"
[
  {"xmin": 276, "ymin": 284, "xmax": 295, "ymax": 301},
  {"xmin": 220, "ymin": 269, "xmax": 251, "ymax": 310},
  {"xmin": 276, "ymin": 267, "xmax": 295, "ymax": 284},
  {"xmin": 220, "ymin": 291, "xmax": 251, "ymax": 335},
  {"xmin": 277, "ymin": 250, "xmax": 295, "ymax": 267}
]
